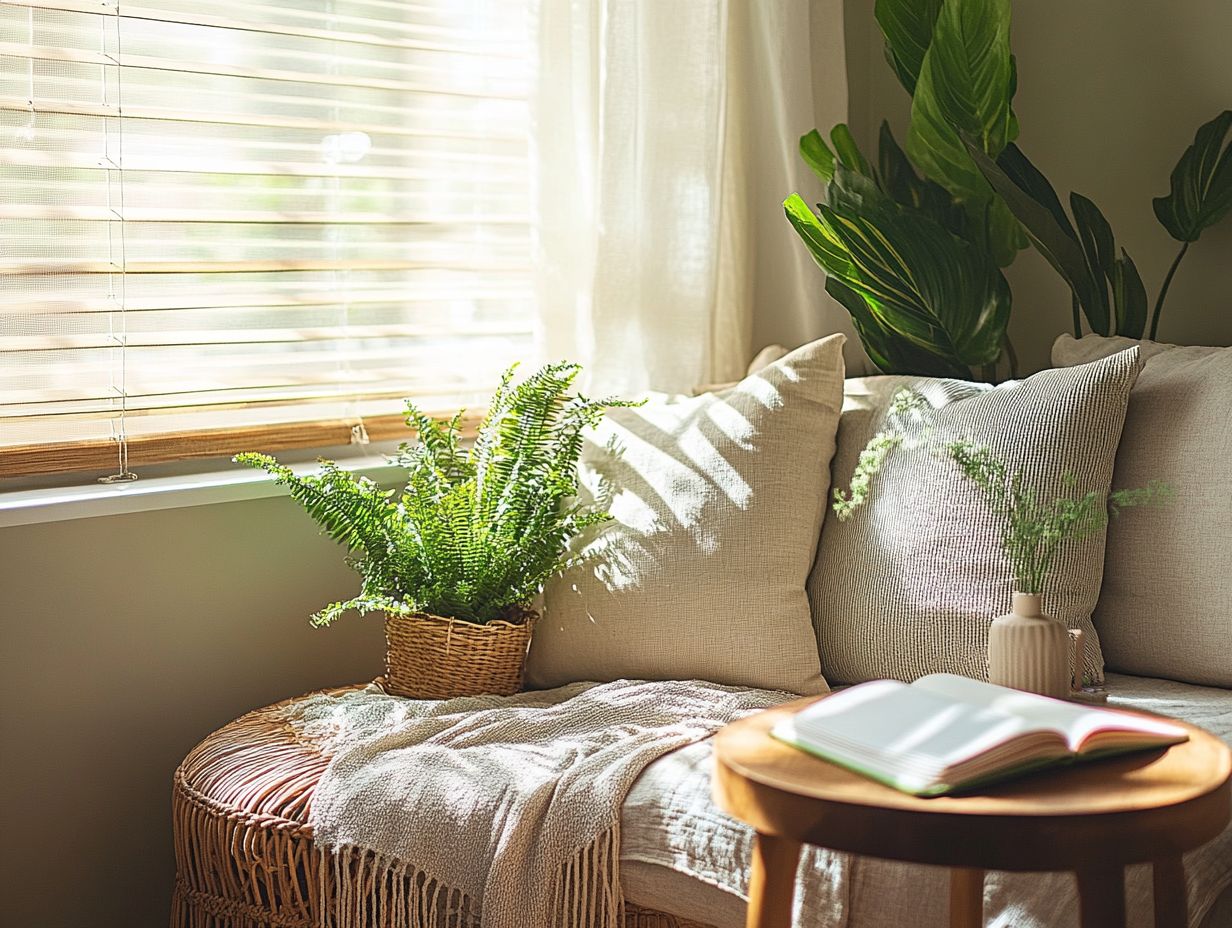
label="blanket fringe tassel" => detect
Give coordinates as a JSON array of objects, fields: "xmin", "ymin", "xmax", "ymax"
[
  {"xmin": 551, "ymin": 825, "xmax": 624, "ymax": 928},
  {"xmin": 319, "ymin": 849, "xmax": 475, "ymax": 928},
  {"xmin": 318, "ymin": 825, "xmax": 623, "ymax": 928}
]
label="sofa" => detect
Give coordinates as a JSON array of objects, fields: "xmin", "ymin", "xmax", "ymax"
[{"xmin": 172, "ymin": 334, "xmax": 1231, "ymax": 928}]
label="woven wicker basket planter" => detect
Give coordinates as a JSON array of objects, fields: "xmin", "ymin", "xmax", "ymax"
[
  {"xmin": 384, "ymin": 610, "xmax": 535, "ymax": 699},
  {"xmin": 172, "ymin": 687, "xmax": 716, "ymax": 928}
]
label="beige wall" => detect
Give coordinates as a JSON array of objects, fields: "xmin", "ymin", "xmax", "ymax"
[
  {"xmin": 0, "ymin": 497, "xmax": 384, "ymax": 927},
  {"xmin": 844, "ymin": 0, "xmax": 1232, "ymax": 372}
]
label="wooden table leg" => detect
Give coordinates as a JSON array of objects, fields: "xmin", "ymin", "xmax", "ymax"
[
  {"xmin": 949, "ymin": 868, "xmax": 984, "ymax": 928},
  {"xmin": 1077, "ymin": 864, "xmax": 1127, "ymax": 928},
  {"xmin": 1153, "ymin": 855, "xmax": 1188, "ymax": 927},
  {"xmin": 746, "ymin": 832, "xmax": 801, "ymax": 928}
]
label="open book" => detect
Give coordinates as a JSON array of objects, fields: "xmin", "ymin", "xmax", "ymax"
[{"xmin": 771, "ymin": 674, "xmax": 1188, "ymax": 797}]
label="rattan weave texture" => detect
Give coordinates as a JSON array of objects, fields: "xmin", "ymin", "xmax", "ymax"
[
  {"xmin": 171, "ymin": 687, "xmax": 717, "ymax": 928},
  {"xmin": 384, "ymin": 612, "xmax": 534, "ymax": 699}
]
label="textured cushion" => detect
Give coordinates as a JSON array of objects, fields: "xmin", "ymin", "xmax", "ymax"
[
  {"xmin": 1052, "ymin": 335, "xmax": 1232, "ymax": 687},
  {"xmin": 526, "ymin": 333, "xmax": 847, "ymax": 695},
  {"xmin": 808, "ymin": 349, "xmax": 1141, "ymax": 685}
]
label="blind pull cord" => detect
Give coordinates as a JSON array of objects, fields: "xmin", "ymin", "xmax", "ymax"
[{"xmin": 99, "ymin": 3, "xmax": 137, "ymax": 484}]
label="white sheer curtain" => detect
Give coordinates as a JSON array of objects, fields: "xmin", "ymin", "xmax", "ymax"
[{"xmin": 532, "ymin": 0, "xmax": 853, "ymax": 395}]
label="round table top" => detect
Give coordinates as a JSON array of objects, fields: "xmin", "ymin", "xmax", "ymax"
[{"xmin": 713, "ymin": 696, "xmax": 1232, "ymax": 872}]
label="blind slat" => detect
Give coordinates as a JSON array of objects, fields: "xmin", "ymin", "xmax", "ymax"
[
  {"xmin": 3, "ymin": 384, "xmax": 502, "ymax": 420},
  {"xmin": 2, "ymin": 42, "xmax": 525, "ymax": 100},
  {"xmin": 0, "ymin": 259, "xmax": 530, "ymax": 275},
  {"xmin": 0, "ymin": 205, "xmax": 529, "ymax": 224},
  {"xmin": 0, "ymin": 99, "xmax": 527, "ymax": 145},
  {"xmin": 5, "ymin": 351, "xmax": 528, "ymax": 397},
  {"xmin": 6, "ymin": 0, "xmax": 525, "ymax": 58},
  {"xmin": 3, "ymin": 322, "xmax": 533, "ymax": 351},
  {"xmin": 2, "ymin": 289, "xmax": 531, "ymax": 315},
  {"xmin": 0, "ymin": 149, "xmax": 529, "ymax": 179}
]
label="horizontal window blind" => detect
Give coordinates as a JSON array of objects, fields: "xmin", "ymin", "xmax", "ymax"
[{"xmin": 0, "ymin": 0, "xmax": 534, "ymax": 479}]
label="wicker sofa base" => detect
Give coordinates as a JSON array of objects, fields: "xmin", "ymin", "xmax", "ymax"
[{"xmin": 171, "ymin": 689, "xmax": 716, "ymax": 928}]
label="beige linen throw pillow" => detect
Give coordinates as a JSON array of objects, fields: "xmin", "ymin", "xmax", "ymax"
[
  {"xmin": 526, "ymin": 333, "xmax": 847, "ymax": 695},
  {"xmin": 808, "ymin": 348, "xmax": 1142, "ymax": 686},
  {"xmin": 1052, "ymin": 334, "xmax": 1231, "ymax": 687}
]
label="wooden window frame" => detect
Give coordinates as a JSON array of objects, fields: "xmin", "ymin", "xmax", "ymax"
[{"xmin": 0, "ymin": 410, "xmax": 484, "ymax": 479}]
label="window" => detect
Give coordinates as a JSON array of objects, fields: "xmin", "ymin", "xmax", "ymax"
[{"xmin": 1, "ymin": 0, "xmax": 533, "ymax": 479}]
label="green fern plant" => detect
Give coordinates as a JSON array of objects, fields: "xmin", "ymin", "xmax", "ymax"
[{"xmin": 236, "ymin": 362, "xmax": 638, "ymax": 626}]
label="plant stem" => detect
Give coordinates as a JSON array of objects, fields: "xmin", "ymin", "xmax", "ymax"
[
  {"xmin": 980, "ymin": 362, "xmax": 997, "ymax": 384},
  {"xmin": 1150, "ymin": 241, "xmax": 1189, "ymax": 341},
  {"xmin": 1071, "ymin": 292, "xmax": 1082, "ymax": 338}
]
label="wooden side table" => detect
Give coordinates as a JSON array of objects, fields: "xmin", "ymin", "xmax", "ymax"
[{"xmin": 712, "ymin": 698, "xmax": 1231, "ymax": 928}]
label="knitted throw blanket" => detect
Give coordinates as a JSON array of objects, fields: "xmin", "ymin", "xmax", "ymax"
[{"xmin": 287, "ymin": 678, "xmax": 784, "ymax": 928}]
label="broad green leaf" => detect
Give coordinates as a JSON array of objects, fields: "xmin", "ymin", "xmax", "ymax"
[
  {"xmin": 921, "ymin": 0, "xmax": 1015, "ymax": 151},
  {"xmin": 878, "ymin": 121, "xmax": 966, "ymax": 236},
  {"xmin": 980, "ymin": 195, "xmax": 1029, "ymax": 269},
  {"xmin": 826, "ymin": 278, "xmax": 971, "ymax": 378},
  {"xmin": 997, "ymin": 143, "xmax": 1071, "ymax": 234},
  {"xmin": 965, "ymin": 139, "xmax": 1100, "ymax": 318},
  {"xmin": 1154, "ymin": 109, "xmax": 1232, "ymax": 242},
  {"xmin": 908, "ymin": 76, "xmax": 992, "ymax": 202},
  {"xmin": 1111, "ymin": 250, "xmax": 1147, "ymax": 338},
  {"xmin": 830, "ymin": 123, "xmax": 872, "ymax": 176},
  {"xmin": 783, "ymin": 194, "xmax": 855, "ymax": 280},
  {"xmin": 877, "ymin": 121, "xmax": 917, "ymax": 206},
  {"xmin": 907, "ymin": 0, "xmax": 1015, "ymax": 198},
  {"xmin": 906, "ymin": 0, "xmax": 1023, "ymax": 267},
  {"xmin": 1071, "ymin": 193, "xmax": 1115, "ymax": 277},
  {"xmin": 827, "ymin": 162, "xmax": 889, "ymax": 217},
  {"xmin": 875, "ymin": 0, "xmax": 943, "ymax": 95},
  {"xmin": 1070, "ymin": 192, "xmax": 1114, "ymax": 335},
  {"xmin": 817, "ymin": 198, "xmax": 1010, "ymax": 367},
  {"xmin": 1006, "ymin": 54, "xmax": 1020, "ymax": 143},
  {"xmin": 799, "ymin": 129, "xmax": 836, "ymax": 185}
]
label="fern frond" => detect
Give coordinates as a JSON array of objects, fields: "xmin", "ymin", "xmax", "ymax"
[{"xmin": 237, "ymin": 360, "xmax": 632, "ymax": 626}]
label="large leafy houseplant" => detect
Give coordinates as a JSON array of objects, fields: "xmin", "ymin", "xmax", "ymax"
[
  {"xmin": 237, "ymin": 362, "xmax": 635, "ymax": 628},
  {"xmin": 787, "ymin": 0, "xmax": 1232, "ymax": 378},
  {"xmin": 786, "ymin": 0, "xmax": 1024, "ymax": 381},
  {"xmin": 966, "ymin": 109, "xmax": 1231, "ymax": 342}
]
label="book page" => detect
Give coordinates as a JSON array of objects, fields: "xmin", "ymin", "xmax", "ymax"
[
  {"xmin": 913, "ymin": 674, "xmax": 1188, "ymax": 752},
  {"xmin": 787, "ymin": 679, "xmax": 1043, "ymax": 771}
]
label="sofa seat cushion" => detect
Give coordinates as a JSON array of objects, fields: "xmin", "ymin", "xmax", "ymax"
[{"xmin": 619, "ymin": 674, "xmax": 1232, "ymax": 928}]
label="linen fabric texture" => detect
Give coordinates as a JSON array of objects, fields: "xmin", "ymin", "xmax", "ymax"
[
  {"xmin": 527, "ymin": 333, "xmax": 847, "ymax": 696},
  {"xmin": 533, "ymin": 0, "xmax": 856, "ymax": 397},
  {"xmin": 1052, "ymin": 335, "xmax": 1232, "ymax": 687},
  {"xmin": 808, "ymin": 348, "xmax": 1142, "ymax": 686}
]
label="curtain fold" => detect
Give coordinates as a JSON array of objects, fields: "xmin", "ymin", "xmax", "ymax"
[{"xmin": 532, "ymin": 0, "xmax": 854, "ymax": 395}]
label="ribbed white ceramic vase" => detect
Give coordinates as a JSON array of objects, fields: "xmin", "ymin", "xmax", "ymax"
[{"xmin": 987, "ymin": 592, "xmax": 1070, "ymax": 698}]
